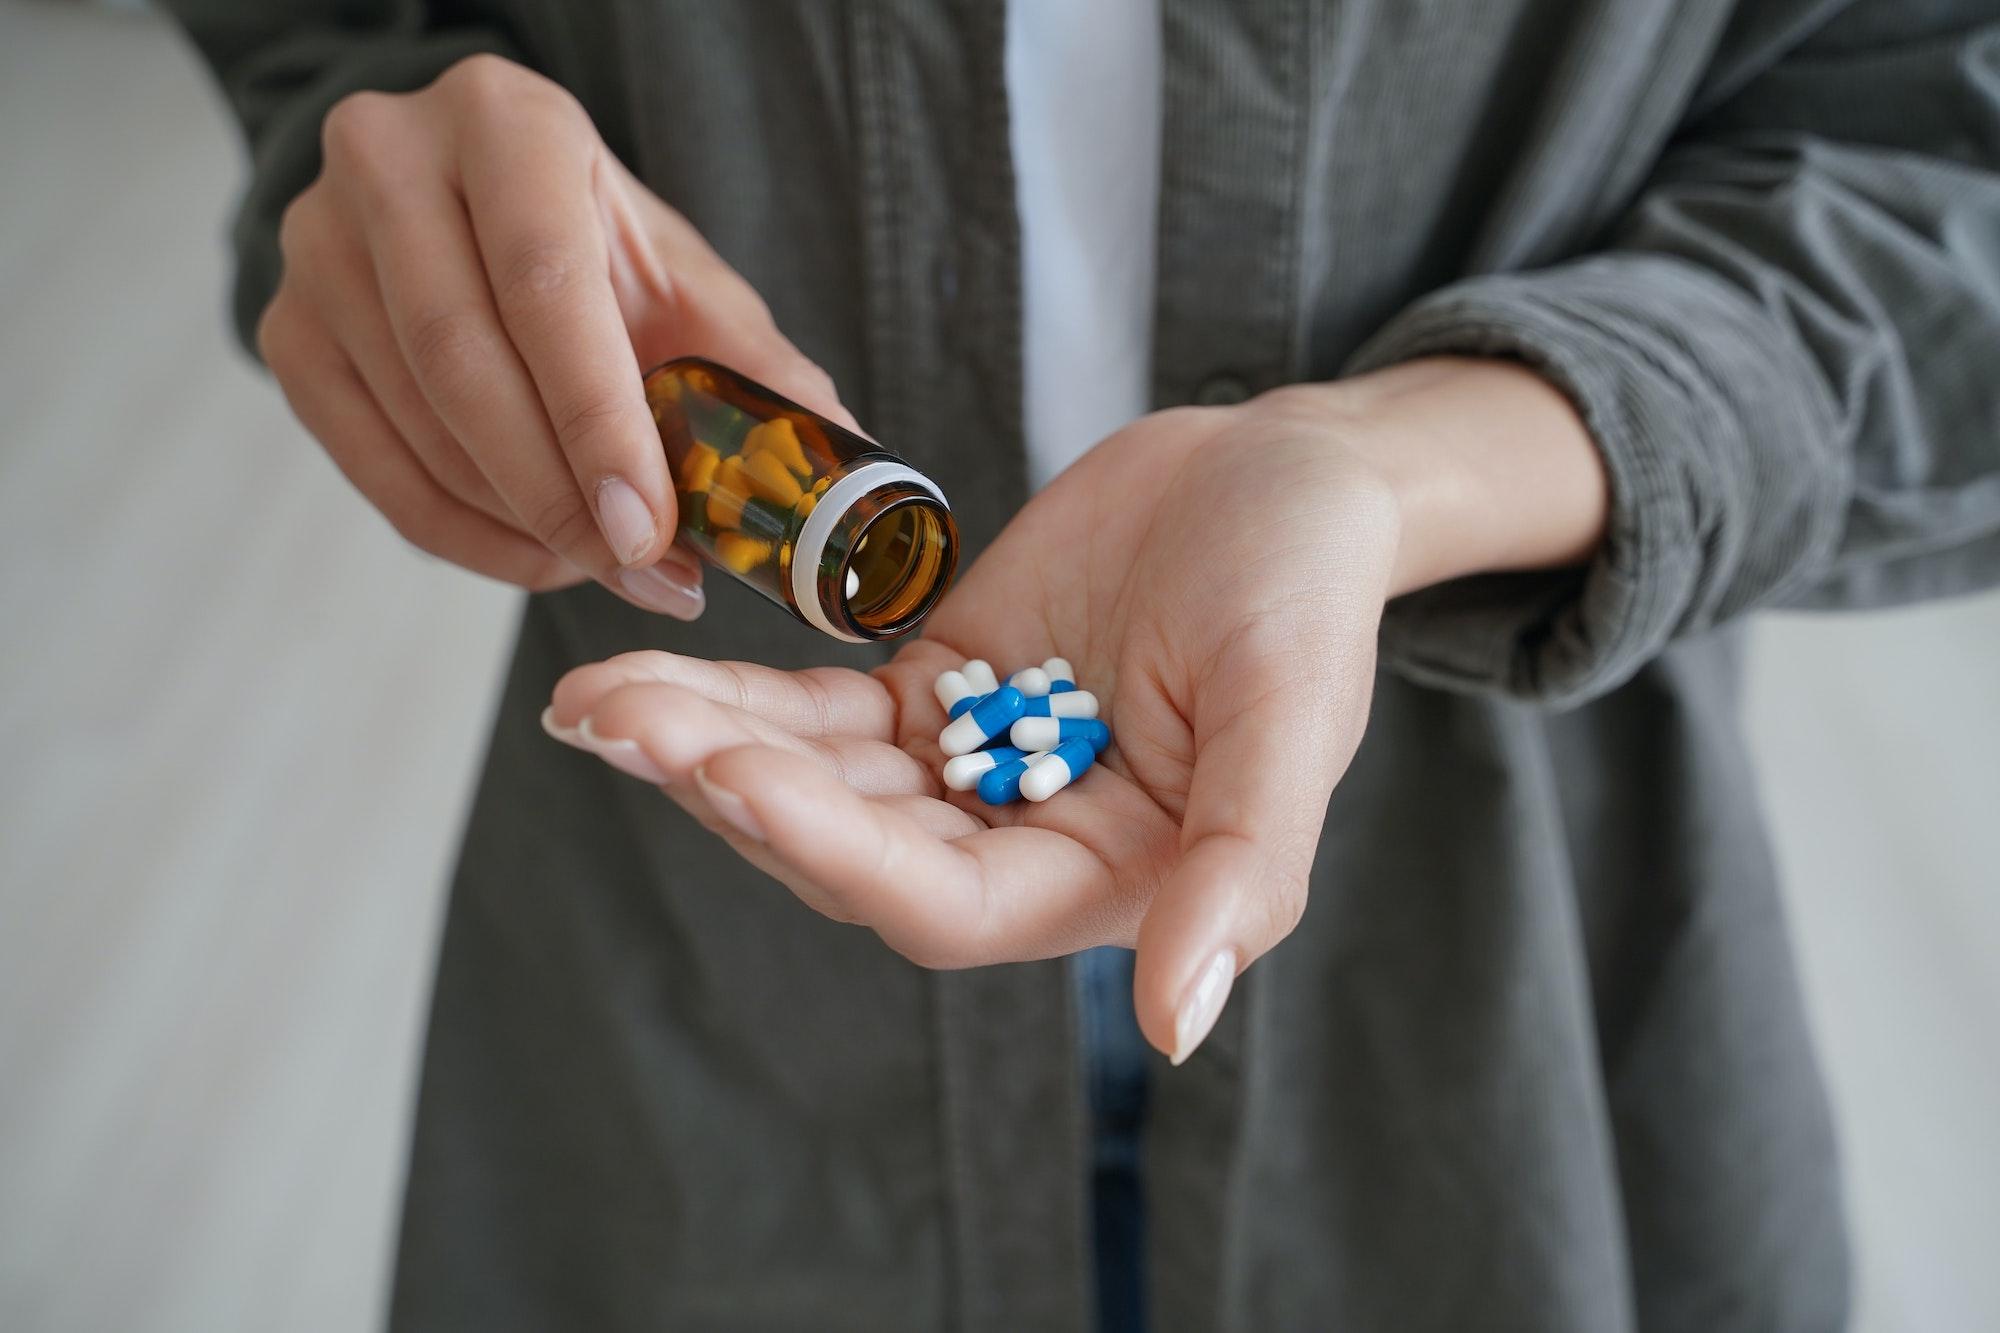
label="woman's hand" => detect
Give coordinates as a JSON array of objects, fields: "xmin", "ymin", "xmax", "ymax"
[
  {"xmin": 547, "ymin": 358, "xmax": 1606, "ymax": 1060},
  {"xmin": 257, "ymin": 54, "xmax": 852, "ymax": 616}
]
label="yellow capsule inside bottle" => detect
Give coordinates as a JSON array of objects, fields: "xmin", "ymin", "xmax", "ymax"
[{"xmin": 642, "ymin": 357, "xmax": 959, "ymax": 641}]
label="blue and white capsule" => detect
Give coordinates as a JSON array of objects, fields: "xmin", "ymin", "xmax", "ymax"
[
  {"xmin": 934, "ymin": 670, "xmax": 982, "ymax": 718},
  {"xmin": 1043, "ymin": 657, "xmax": 1078, "ymax": 694},
  {"xmin": 940, "ymin": 685, "xmax": 1027, "ymax": 757},
  {"xmin": 1020, "ymin": 737, "xmax": 1098, "ymax": 802},
  {"xmin": 942, "ymin": 745, "xmax": 1030, "ymax": 792},
  {"xmin": 1011, "ymin": 715, "xmax": 1111, "ymax": 755},
  {"xmin": 960, "ymin": 659, "xmax": 1000, "ymax": 696},
  {"xmin": 976, "ymin": 751, "xmax": 1038, "ymax": 805},
  {"xmin": 1021, "ymin": 689, "xmax": 1098, "ymax": 719},
  {"xmin": 1009, "ymin": 667, "xmax": 1052, "ymax": 698}
]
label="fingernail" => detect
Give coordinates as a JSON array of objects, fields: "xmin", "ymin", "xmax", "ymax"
[
  {"xmin": 594, "ymin": 476, "xmax": 658, "ymax": 566},
  {"xmin": 618, "ymin": 561, "xmax": 704, "ymax": 620},
  {"xmin": 694, "ymin": 764, "xmax": 765, "ymax": 843},
  {"xmin": 540, "ymin": 705, "xmax": 584, "ymax": 746},
  {"xmin": 577, "ymin": 716, "xmax": 668, "ymax": 783},
  {"xmin": 1171, "ymin": 950, "xmax": 1237, "ymax": 1066}
]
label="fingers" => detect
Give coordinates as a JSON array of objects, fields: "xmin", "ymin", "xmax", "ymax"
[
  {"xmin": 455, "ymin": 91, "xmax": 675, "ymax": 567},
  {"xmin": 257, "ymin": 300, "xmax": 576, "ymax": 589},
  {"xmin": 576, "ymin": 680, "xmax": 936, "ymax": 798},
  {"xmin": 693, "ymin": 745, "xmax": 1122, "ymax": 967},
  {"xmin": 593, "ymin": 156, "xmax": 861, "ymax": 434},
  {"xmin": 551, "ymin": 651, "xmax": 900, "ymax": 742},
  {"xmin": 290, "ymin": 213, "xmax": 517, "ymax": 526},
  {"xmin": 1132, "ymin": 640, "xmax": 1369, "ymax": 1065}
]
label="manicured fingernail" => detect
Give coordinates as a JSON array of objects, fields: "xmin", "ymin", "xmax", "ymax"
[
  {"xmin": 618, "ymin": 561, "xmax": 704, "ymax": 620},
  {"xmin": 577, "ymin": 716, "xmax": 668, "ymax": 783},
  {"xmin": 1171, "ymin": 950, "xmax": 1236, "ymax": 1066},
  {"xmin": 595, "ymin": 475, "xmax": 658, "ymax": 566},
  {"xmin": 540, "ymin": 705, "xmax": 584, "ymax": 746},
  {"xmin": 694, "ymin": 764, "xmax": 764, "ymax": 843}
]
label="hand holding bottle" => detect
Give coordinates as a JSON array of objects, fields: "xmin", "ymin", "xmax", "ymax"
[
  {"xmin": 257, "ymin": 55, "xmax": 853, "ymax": 615},
  {"xmin": 545, "ymin": 358, "xmax": 1607, "ymax": 1061}
]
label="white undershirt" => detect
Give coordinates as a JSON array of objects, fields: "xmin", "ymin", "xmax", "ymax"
[{"xmin": 1004, "ymin": 0, "xmax": 1163, "ymax": 491}]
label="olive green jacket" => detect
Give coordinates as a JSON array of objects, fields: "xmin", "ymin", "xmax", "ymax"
[{"xmin": 168, "ymin": 2, "xmax": 2000, "ymax": 1329}]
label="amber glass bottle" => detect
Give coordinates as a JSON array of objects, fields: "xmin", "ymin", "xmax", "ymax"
[{"xmin": 642, "ymin": 358, "xmax": 958, "ymax": 641}]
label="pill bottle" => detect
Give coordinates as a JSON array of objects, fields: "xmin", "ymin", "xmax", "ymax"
[{"xmin": 642, "ymin": 357, "xmax": 958, "ymax": 642}]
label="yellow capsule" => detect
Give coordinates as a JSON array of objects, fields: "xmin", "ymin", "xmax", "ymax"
[
  {"xmin": 678, "ymin": 440, "xmax": 721, "ymax": 494},
  {"xmin": 715, "ymin": 532, "xmax": 773, "ymax": 573},
  {"xmin": 812, "ymin": 475, "xmax": 832, "ymax": 495},
  {"xmin": 743, "ymin": 417, "xmax": 813, "ymax": 478},
  {"xmin": 794, "ymin": 489, "xmax": 817, "ymax": 519},
  {"xmin": 646, "ymin": 371, "xmax": 684, "ymax": 405},
  {"xmin": 742, "ymin": 449, "xmax": 805, "ymax": 506},
  {"xmin": 707, "ymin": 456, "xmax": 751, "ymax": 529}
]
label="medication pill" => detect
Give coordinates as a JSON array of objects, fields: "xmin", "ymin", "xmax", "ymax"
[
  {"xmin": 741, "ymin": 417, "xmax": 813, "ymax": 477},
  {"xmin": 678, "ymin": 440, "xmax": 721, "ymax": 493},
  {"xmin": 1021, "ymin": 690, "xmax": 1098, "ymax": 719},
  {"xmin": 961, "ymin": 659, "xmax": 1000, "ymax": 695},
  {"xmin": 743, "ymin": 449, "xmax": 806, "ymax": 507},
  {"xmin": 1020, "ymin": 737, "xmax": 1098, "ymax": 802},
  {"xmin": 1010, "ymin": 667, "xmax": 1052, "ymax": 698},
  {"xmin": 1043, "ymin": 657, "xmax": 1077, "ymax": 693},
  {"xmin": 1010, "ymin": 716, "xmax": 1111, "ymax": 755},
  {"xmin": 939, "ymin": 685, "xmax": 1027, "ymax": 757},
  {"xmin": 943, "ymin": 746, "xmax": 1031, "ymax": 793},
  {"xmin": 706, "ymin": 456, "xmax": 751, "ymax": 529},
  {"xmin": 846, "ymin": 567, "xmax": 861, "ymax": 599},
  {"xmin": 714, "ymin": 532, "xmax": 773, "ymax": 573},
  {"xmin": 977, "ymin": 752, "xmax": 1038, "ymax": 805},
  {"xmin": 934, "ymin": 669, "xmax": 980, "ymax": 717}
]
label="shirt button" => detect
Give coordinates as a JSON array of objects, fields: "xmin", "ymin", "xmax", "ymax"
[{"xmin": 1192, "ymin": 373, "xmax": 1250, "ymax": 406}]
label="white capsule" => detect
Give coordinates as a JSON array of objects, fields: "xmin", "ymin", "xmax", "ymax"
[
  {"xmin": 1010, "ymin": 667, "xmax": 1052, "ymax": 698},
  {"xmin": 934, "ymin": 670, "xmax": 978, "ymax": 716},
  {"xmin": 941, "ymin": 746, "xmax": 1031, "ymax": 792},
  {"xmin": 1020, "ymin": 737, "xmax": 1098, "ymax": 802},
  {"xmin": 846, "ymin": 567, "xmax": 860, "ymax": 599},
  {"xmin": 1043, "ymin": 657, "xmax": 1076, "ymax": 688},
  {"xmin": 960, "ymin": 659, "xmax": 1000, "ymax": 695},
  {"xmin": 1011, "ymin": 716, "xmax": 1111, "ymax": 754},
  {"xmin": 1021, "ymin": 690, "xmax": 1098, "ymax": 719}
]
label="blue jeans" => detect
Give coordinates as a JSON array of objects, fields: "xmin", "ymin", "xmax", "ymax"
[{"xmin": 1075, "ymin": 946, "xmax": 1150, "ymax": 1333}]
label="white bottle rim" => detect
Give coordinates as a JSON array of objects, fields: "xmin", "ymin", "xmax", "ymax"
[{"xmin": 789, "ymin": 460, "xmax": 950, "ymax": 642}]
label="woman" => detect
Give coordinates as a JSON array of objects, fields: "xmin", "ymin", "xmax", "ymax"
[{"xmin": 167, "ymin": 1, "xmax": 2000, "ymax": 1329}]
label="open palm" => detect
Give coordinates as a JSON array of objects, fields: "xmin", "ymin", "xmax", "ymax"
[{"xmin": 549, "ymin": 392, "xmax": 1403, "ymax": 1058}]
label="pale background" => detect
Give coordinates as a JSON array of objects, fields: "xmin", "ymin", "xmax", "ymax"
[{"xmin": 2, "ymin": 4, "xmax": 1997, "ymax": 1330}]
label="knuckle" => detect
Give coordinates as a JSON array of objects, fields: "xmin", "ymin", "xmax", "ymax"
[
  {"xmin": 254, "ymin": 298, "xmax": 296, "ymax": 368},
  {"xmin": 548, "ymin": 388, "xmax": 636, "ymax": 454},
  {"xmin": 436, "ymin": 52, "xmax": 522, "ymax": 104},
  {"xmin": 495, "ymin": 235, "xmax": 589, "ymax": 310},
  {"xmin": 402, "ymin": 307, "xmax": 493, "ymax": 398},
  {"xmin": 275, "ymin": 190, "xmax": 324, "ymax": 262},
  {"xmin": 525, "ymin": 487, "xmax": 599, "ymax": 556},
  {"xmin": 319, "ymin": 91, "xmax": 397, "ymax": 169},
  {"xmin": 438, "ymin": 53, "xmax": 584, "ymax": 126}
]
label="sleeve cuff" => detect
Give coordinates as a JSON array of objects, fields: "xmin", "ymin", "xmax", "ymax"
[{"xmin": 1343, "ymin": 253, "xmax": 1847, "ymax": 707}]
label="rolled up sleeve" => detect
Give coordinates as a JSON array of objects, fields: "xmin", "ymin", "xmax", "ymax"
[{"xmin": 1348, "ymin": 9, "xmax": 2000, "ymax": 706}]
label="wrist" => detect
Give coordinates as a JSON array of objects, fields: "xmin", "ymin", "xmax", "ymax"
[{"xmin": 1258, "ymin": 358, "xmax": 1609, "ymax": 598}]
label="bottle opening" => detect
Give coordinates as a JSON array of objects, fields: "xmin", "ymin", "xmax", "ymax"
[{"xmin": 844, "ymin": 499, "xmax": 955, "ymax": 636}]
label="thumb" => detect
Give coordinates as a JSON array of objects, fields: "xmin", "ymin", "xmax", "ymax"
[{"xmin": 1132, "ymin": 640, "xmax": 1371, "ymax": 1064}]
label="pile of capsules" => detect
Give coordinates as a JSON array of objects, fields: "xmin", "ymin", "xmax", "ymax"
[{"xmin": 933, "ymin": 656, "xmax": 1110, "ymax": 806}]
